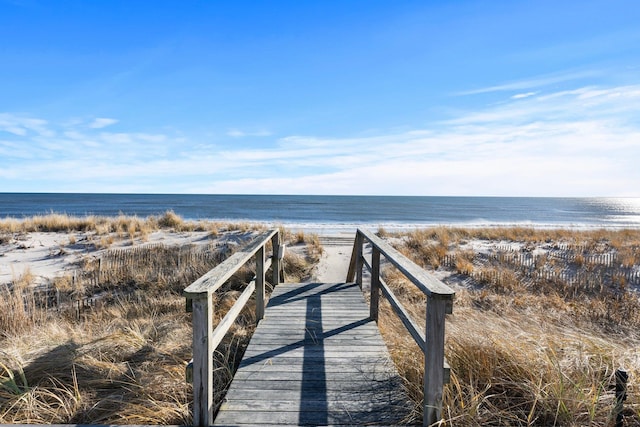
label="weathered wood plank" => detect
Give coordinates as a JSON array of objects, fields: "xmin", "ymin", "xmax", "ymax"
[
  {"xmin": 424, "ymin": 296, "xmax": 448, "ymax": 425},
  {"xmin": 370, "ymin": 246, "xmax": 381, "ymax": 322},
  {"xmin": 358, "ymin": 228, "xmax": 455, "ymax": 298},
  {"xmin": 209, "ymin": 281, "xmax": 255, "ymax": 351},
  {"xmin": 240, "ymin": 348, "xmax": 391, "ymax": 359},
  {"xmin": 266, "ymin": 304, "xmax": 368, "ymax": 311},
  {"xmin": 243, "ymin": 330, "xmax": 381, "ymax": 339},
  {"xmin": 214, "ymin": 409, "xmax": 409, "ymax": 426},
  {"xmin": 239, "ymin": 353, "xmax": 393, "ymax": 364},
  {"xmin": 346, "ymin": 232, "xmax": 361, "ymax": 284},
  {"xmin": 261, "ymin": 310, "xmax": 370, "ymax": 316},
  {"xmin": 235, "ymin": 362, "xmax": 396, "ymax": 374},
  {"xmin": 214, "ymin": 281, "xmax": 412, "ymax": 426},
  {"xmin": 246, "ymin": 320, "xmax": 375, "ymax": 328},
  {"xmin": 378, "ymin": 275, "xmax": 426, "ymax": 351},
  {"xmin": 184, "ymin": 229, "xmax": 277, "ymax": 296},
  {"xmin": 238, "ymin": 338, "xmax": 386, "ymax": 347},
  {"xmin": 222, "ymin": 387, "xmax": 408, "ymax": 402},
  {"xmin": 238, "ymin": 355, "xmax": 393, "ymax": 368},
  {"xmin": 271, "ymin": 233, "xmax": 280, "ymax": 286},
  {"xmin": 192, "ymin": 294, "xmax": 213, "ymax": 427},
  {"xmin": 222, "ymin": 377, "xmax": 404, "ymax": 390},
  {"xmin": 255, "ymin": 246, "xmax": 265, "ymax": 321},
  {"xmin": 219, "ymin": 399, "xmax": 409, "ymax": 412}
]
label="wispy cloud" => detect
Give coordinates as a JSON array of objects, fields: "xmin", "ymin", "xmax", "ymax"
[
  {"xmin": 88, "ymin": 117, "xmax": 119, "ymax": 129},
  {"xmin": 1, "ymin": 82, "xmax": 639, "ymax": 196},
  {"xmin": 456, "ymin": 70, "xmax": 599, "ymax": 96},
  {"xmin": 511, "ymin": 92, "xmax": 537, "ymax": 99},
  {"xmin": 227, "ymin": 129, "xmax": 272, "ymax": 138},
  {"xmin": 0, "ymin": 113, "xmax": 53, "ymax": 137}
]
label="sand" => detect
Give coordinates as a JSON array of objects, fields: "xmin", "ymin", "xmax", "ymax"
[
  {"xmin": 0, "ymin": 228, "xmax": 478, "ymax": 290},
  {"xmin": 0, "ymin": 229, "xmax": 256, "ymax": 287},
  {"xmin": 0, "ymin": 227, "xmax": 365, "ymax": 288},
  {"xmin": 4, "ymin": 227, "xmax": 633, "ymax": 294},
  {"xmin": 310, "ymin": 234, "xmax": 355, "ymax": 282}
]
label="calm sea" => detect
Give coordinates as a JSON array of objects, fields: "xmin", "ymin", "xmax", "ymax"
[{"xmin": 1, "ymin": 193, "xmax": 640, "ymax": 231}]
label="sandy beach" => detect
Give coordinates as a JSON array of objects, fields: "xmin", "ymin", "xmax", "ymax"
[
  {"xmin": 0, "ymin": 229, "xmax": 262, "ymax": 288},
  {"xmin": 1, "ymin": 220, "xmax": 639, "ymax": 425},
  {"xmin": 0, "ymin": 215, "xmax": 371, "ymax": 288},
  {"xmin": 3, "ymin": 225, "xmax": 639, "ymax": 294}
]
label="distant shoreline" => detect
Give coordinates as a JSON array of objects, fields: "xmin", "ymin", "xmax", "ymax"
[
  {"xmin": 1, "ymin": 194, "xmax": 639, "ymax": 228},
  {"xmin": 2, "ymin": 211, "xmax": 640, "ymax": 234}
]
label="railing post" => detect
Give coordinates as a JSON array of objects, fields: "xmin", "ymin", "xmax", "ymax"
[
  {"xmin": 424, "ymin": 296, "xmax": 448, "ymax": 426},
  {"xmin": 192, "ymin": 292, "xmax": 213, "ymax": 427},
  {"xmin": 256, "ymin": 246, "xmax": 265, "ymax": 322},
  {"xmin": 271, "ymin": 232, "xmax": 281, "ymax": 286},
  {"xmin": 356, "ymin": 232, "xmax": 364, "ymax": 288},
  {"xmin": 615, "ymin": 368, "xmax": 628, "ymax": 427},
  {"xmin": 370, "ymin": 246, "xmax": 380, "ymax": 322}
]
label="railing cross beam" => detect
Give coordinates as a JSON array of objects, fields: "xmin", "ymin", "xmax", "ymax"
[
  {"xmin": 184, "ymin": 229, "xmax": 279, "ymax": 427},
  {"xmin": 348, "ymin": 228, "xmax": 455, "ymax": 427}
]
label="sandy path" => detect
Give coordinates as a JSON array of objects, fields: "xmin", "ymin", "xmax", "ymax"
[{"xmin": 310, "ymin": 234, "xmax": 355, "ymax": 283}]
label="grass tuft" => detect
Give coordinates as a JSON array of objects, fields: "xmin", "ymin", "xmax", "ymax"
[{"xmin": 375, "ymin": 227, "xmax": 640, "ymax": 425}]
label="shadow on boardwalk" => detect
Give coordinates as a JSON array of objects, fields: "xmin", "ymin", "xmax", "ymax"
[{"xmin": 216, "ymin": 282, "xmax": 414, "ymax": 426}]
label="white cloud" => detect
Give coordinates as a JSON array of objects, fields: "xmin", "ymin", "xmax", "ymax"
[
  {"xmin": 100, "ymin": 132, "xmax": 132, "ymax": 144},
  {"xmin": 89, "ymin": 117, "xmax": 119, "ymax": 129},
  {"xmin": 512, "ymin": 92, "xmax": 537, "ymax": 99},
  {"xmin": 0, "ymin": 113, "xmax": 53, "ymax": 137},
  {"xmin": 457, "ymin": 70, "xmax": 598, "ymax": 96},
  {"xmin": 227, "ymin": 129, "xmax": 272, "ymax": 138},
  {"xmin": 1, "ymin": 82, "xmax": 640, "ymax": 196},
  {"xmin": 0, "ymin": 125, "xmax": 27, "ymax": 136}
]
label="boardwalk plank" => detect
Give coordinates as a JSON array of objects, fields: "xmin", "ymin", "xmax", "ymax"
[
  {"xmin": 215, "ymin": 410, "xmax": 410, "ymax": 426},
  {"xmin": 214, "ymin": 282, "xmax": 412, "ymax": 426}
]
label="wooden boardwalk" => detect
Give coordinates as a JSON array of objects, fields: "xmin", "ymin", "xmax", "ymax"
[{"xmin": 214, "ymin": 281, "xmax": 413, "ymax": 426}]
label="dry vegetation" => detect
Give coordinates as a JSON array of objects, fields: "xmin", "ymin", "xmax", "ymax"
[
  {"xmin": 0, "ymin": 211, "xmax": 264, "ymax": 248},
  {"xmin": 0, "ymin": 214, "xmax": 320, "ymax": 424},
  {"xmin": 5, "ymin": 216, "xmax": 639, "ymax": 425},
  {"xmin": 375, "ymin": 227, "xmax": 640, "ymax": 426}
]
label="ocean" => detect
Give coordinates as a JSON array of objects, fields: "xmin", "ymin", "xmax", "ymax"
[{"xmin": 1, "ymin": 193, "xmax": 640, "ymax": 231}]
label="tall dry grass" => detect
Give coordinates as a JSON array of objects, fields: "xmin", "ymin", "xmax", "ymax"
[
  {"xmin": 0, "ymin": 269, "xmax": 48, "ymax": 337},
  {"xmin": 0, "ymin": 225, "xmax": 320, "ymax": 424},
  {"xmin": 375, "ymin": 227, "xmax": 640, "ymax": 426},
  {"xmin": 0, "ymin": 211, "xmax": 267, "ymax": 236}
]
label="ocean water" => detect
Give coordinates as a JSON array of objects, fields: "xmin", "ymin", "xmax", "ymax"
[{"xmin": 1, "ymin": 193, "xmax": 640, "ymax": 231}]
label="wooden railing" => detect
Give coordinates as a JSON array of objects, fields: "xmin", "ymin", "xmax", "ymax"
[
  {"xmin": 183, "ymin": 229, "xmax": 281, "ymax": 427},
  {"xmin": 347, "ymin": 228, "xmax": 455, "ymax": 427}
]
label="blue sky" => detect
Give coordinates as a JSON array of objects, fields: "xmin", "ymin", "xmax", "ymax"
[{"xmin": 1, "ymin": 0, "xmax": 639, "ymax": 196}]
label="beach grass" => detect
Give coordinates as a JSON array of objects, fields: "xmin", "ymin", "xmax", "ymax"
[
  {"xmin": 0, "ymin": 216, "xmax": 320, "ymax": 424},
  {"xmin": 2, "ymin": 218, "xmax": 639, "ymax": 425},
  {"xmin": 0, "ymin": 211, "xmax": 267, "ymax": 236},
  {"xmin": 375, "ymin": 227, "xmax": 640, "ymax": 426}
]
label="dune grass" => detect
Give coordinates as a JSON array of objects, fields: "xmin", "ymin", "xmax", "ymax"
[
  {"xmin": 374, "ymin": 227, "xmax": 640, "ymax": 426},
  {"xmin": 4, "ymin": 219, "xmax": 638, "ymax": 425},
  {"xmin": 0, "ymin": 211, "xmax": 266, "ymax": 236},
  {"xmin": 0, "ymin": 219, "xmax": 320, "ymax": 424}
]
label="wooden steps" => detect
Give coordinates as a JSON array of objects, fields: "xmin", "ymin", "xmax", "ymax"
[{"xmin": 214, "ymin": 282, "xmax": 413, "ymax": 426}]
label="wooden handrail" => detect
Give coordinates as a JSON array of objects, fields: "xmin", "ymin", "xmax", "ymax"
[
  {"xmin": 348, "ymin": 229, "xmax": 454, "ymax": 298},
  {"xmin": 347, "ymin": 228, "xmax": 455, "ymax": 427},
  {"xmin": 184, "ymin": 229, "xmax": 281, "ymax": 427}
]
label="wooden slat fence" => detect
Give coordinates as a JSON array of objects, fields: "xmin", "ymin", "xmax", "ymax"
[
  {"xmin": 24, "ymin": 242, "xmax": 232, "ymax": 317},
  {"xmin": 441, "ymin": 249, "xmax": 640, "ymax": 290},
  {"xmin": 97, "ymin": 242, "xmax": 227, "ymax": 283}
]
